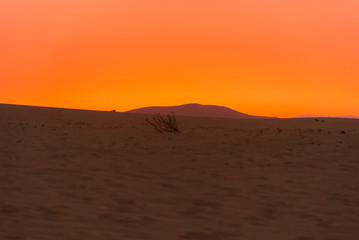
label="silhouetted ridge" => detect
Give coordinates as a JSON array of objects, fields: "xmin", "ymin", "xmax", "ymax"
[{"xmin": 126, "ymin": 103, "xmax": 275, "ymax": 119}]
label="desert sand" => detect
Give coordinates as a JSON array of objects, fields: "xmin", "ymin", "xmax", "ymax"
[{"xmin": 1, "ymin": 103, "xmax": 359, "ymax": 240}]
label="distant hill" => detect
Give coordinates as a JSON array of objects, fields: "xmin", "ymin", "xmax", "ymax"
[
  {"xmin": 293, "ymin": 114, "xmax": 359, "ymax": 119},
  {"xmin": 125, "ymin": 103, "xmax": 276, "ymax": 119},
  {"xmin": 335, "ymin": 115, "xmax": 359, "ymax": 119},
  {"xmin": 293, "ymin": 114, "xmax": 331, "ymax": 118}
]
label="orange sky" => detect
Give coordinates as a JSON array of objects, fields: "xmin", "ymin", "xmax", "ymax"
[{"xmin": 1, "ymin": 0, "xmax": 359, "ymax": 117}]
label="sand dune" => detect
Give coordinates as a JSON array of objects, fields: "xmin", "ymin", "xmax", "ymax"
[{"xmin": 1, "ymin": 103, "xmax": 359, "ymax": 240}]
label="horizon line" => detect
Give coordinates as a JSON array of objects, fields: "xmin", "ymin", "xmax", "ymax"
[{"xmin": 1, "ymin": 102, "xmax": 359, "ymax": 120}]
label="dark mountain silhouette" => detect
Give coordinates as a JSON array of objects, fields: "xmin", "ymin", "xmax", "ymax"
[{"xmin": 126, "ymin": 103, "xmax": 276, "ymax": 119}]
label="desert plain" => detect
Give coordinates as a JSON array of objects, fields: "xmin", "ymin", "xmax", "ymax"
[{"xmin": 1, "ymin": 103, "xmax": 359, "ymax": 240}]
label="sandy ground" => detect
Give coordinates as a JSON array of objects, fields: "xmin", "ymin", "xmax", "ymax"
[{"xmin": 1, "ymin": 103, "xmax": 359, "ymax": 240}]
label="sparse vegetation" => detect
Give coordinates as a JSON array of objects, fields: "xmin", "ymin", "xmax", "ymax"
[{"xmin": 146, "ymin": 112, "xmax": 180, "ymax": 133}]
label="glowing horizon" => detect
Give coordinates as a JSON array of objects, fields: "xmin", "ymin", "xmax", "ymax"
[{"xmin": 1, "ymin": 1, "xmax": 359, "ymax": 118}]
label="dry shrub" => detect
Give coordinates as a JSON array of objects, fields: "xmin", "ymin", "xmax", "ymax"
[{"xmin": 146, "ymin": 112, "xmax": 180, "ymax": 133}]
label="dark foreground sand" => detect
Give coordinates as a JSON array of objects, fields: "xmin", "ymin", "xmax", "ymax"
[{"xmin": 1, "ymin": 103, "xmax": 359, "ymax": 240}]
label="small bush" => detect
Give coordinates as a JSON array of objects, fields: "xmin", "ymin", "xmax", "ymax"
[{"xmin": 146, "ymin": 112, "xmax": 180, "ymax": 133}]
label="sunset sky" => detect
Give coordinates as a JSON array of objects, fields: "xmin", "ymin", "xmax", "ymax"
[{"xmin": 1, "ymin": 0, "xmax": 358, "ymax": 117}]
